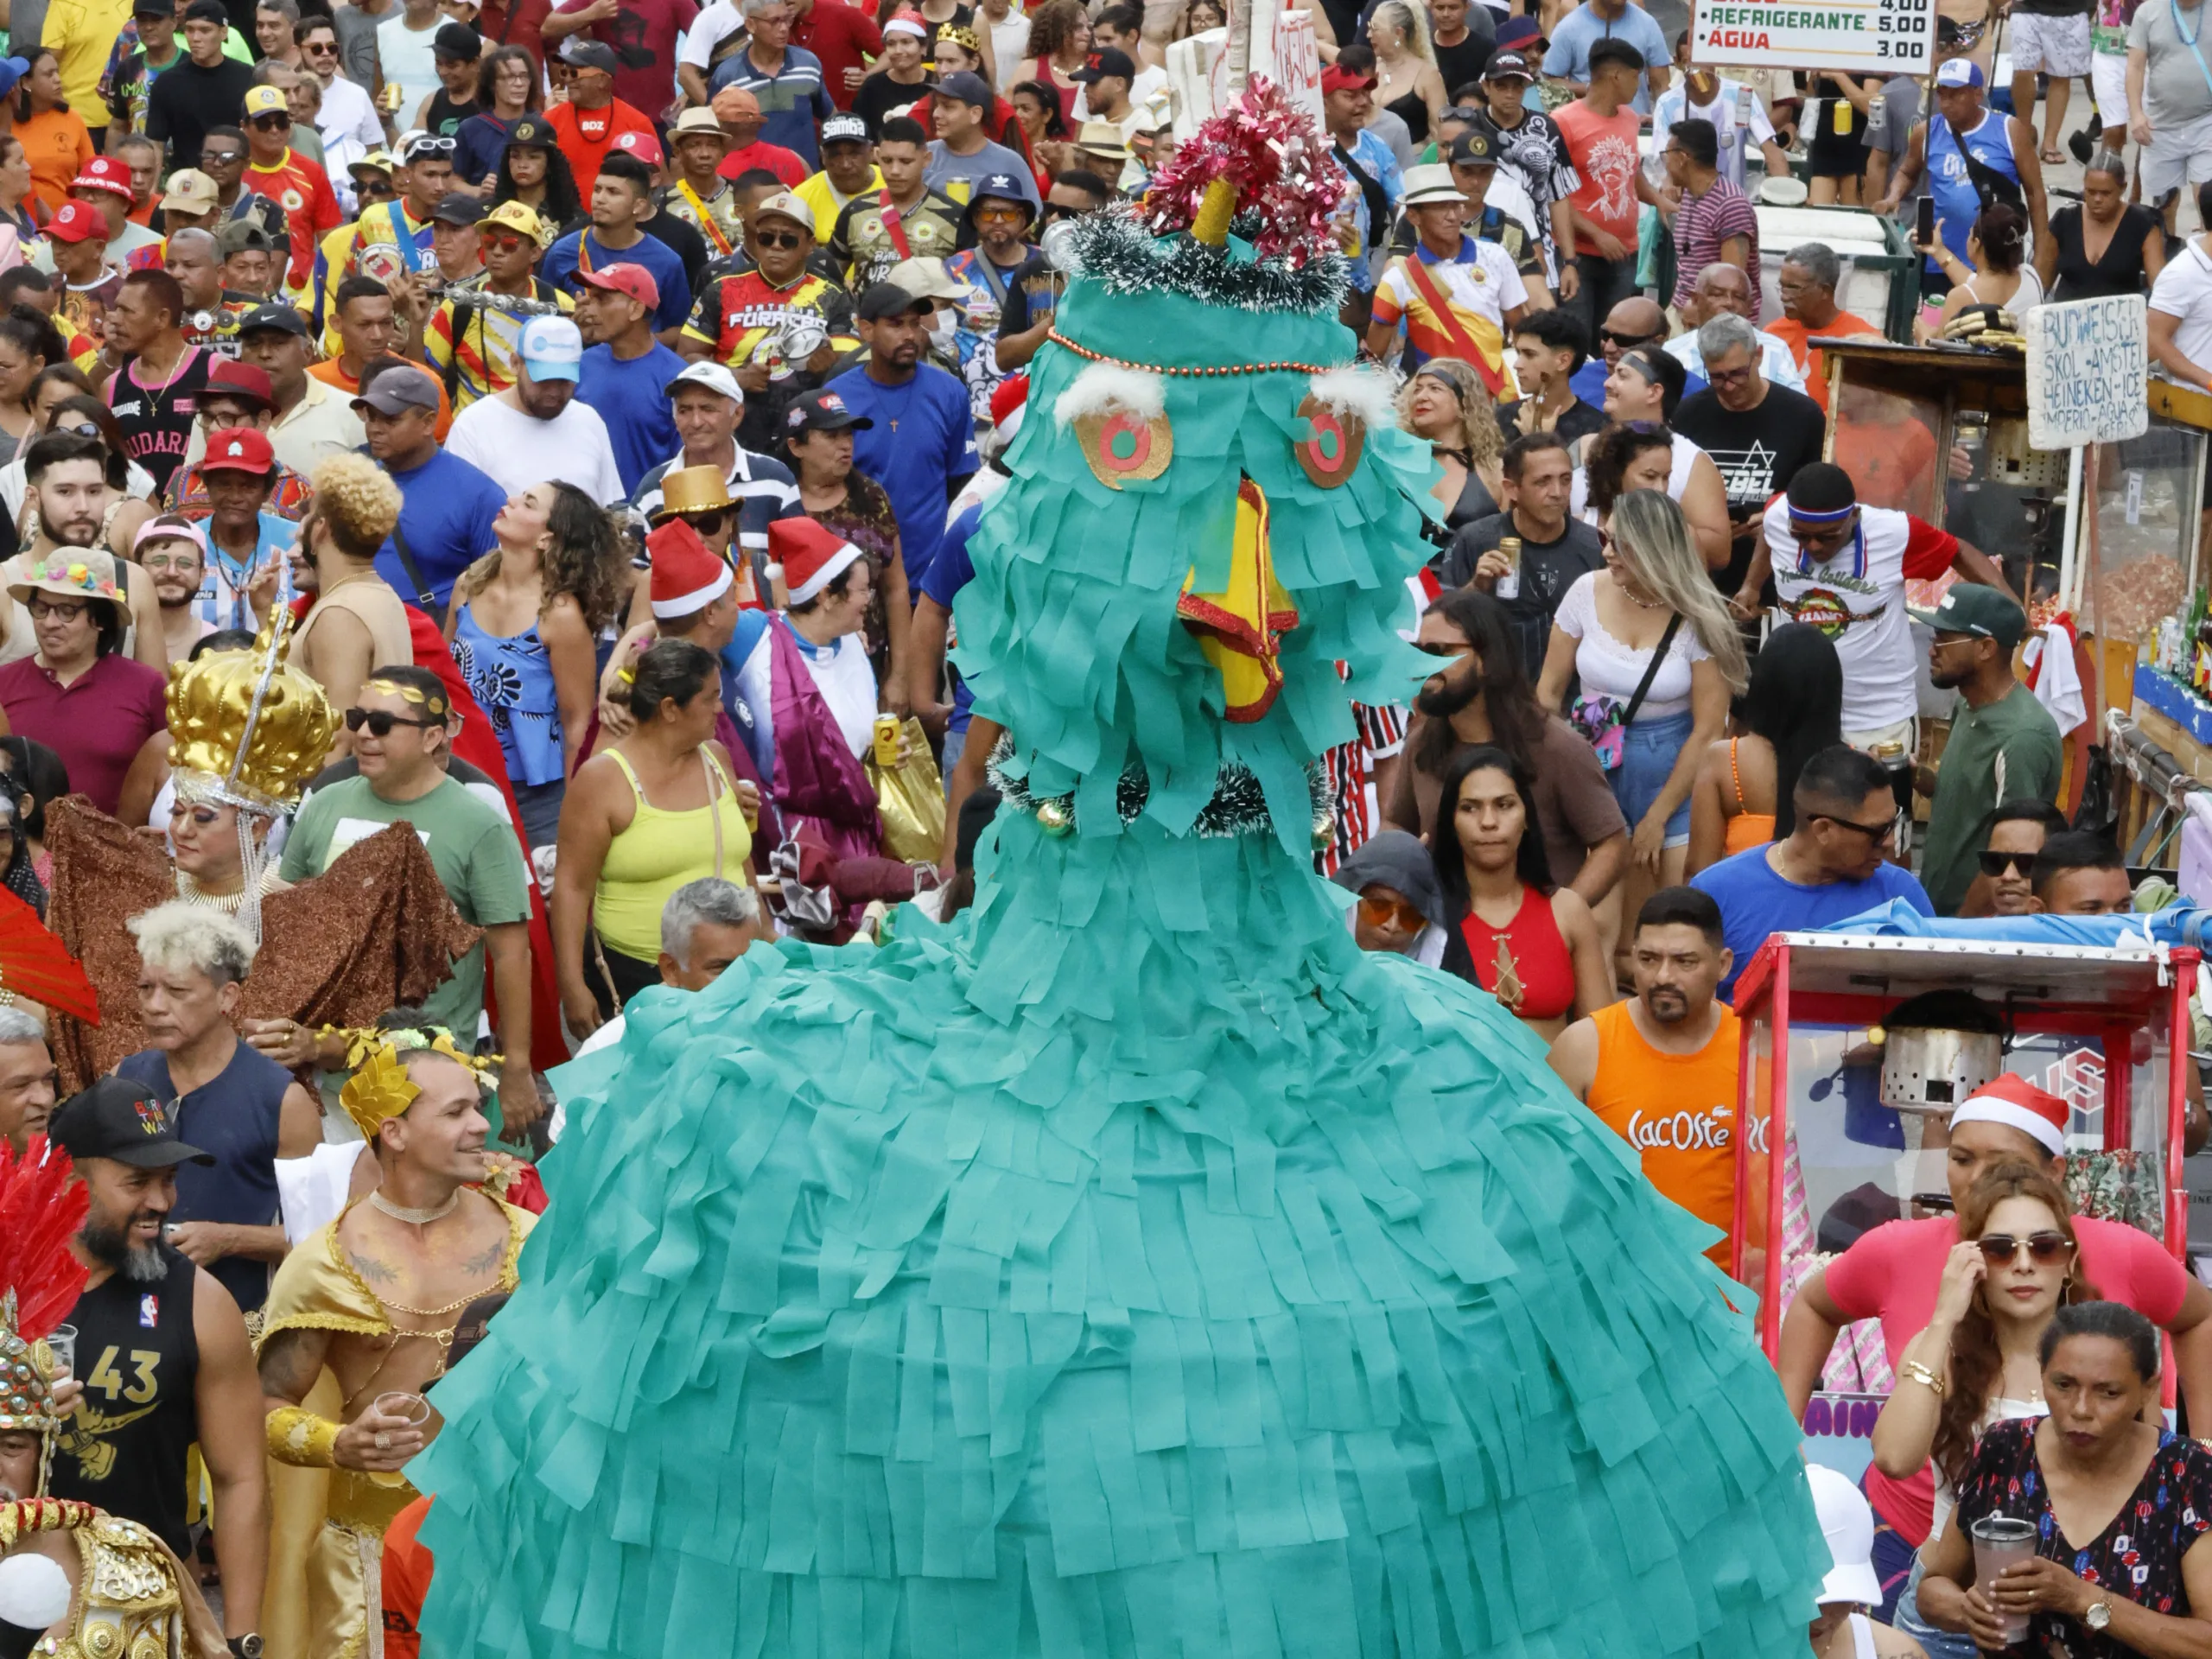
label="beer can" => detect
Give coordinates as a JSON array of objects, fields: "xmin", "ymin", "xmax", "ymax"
[
  {"xmin": 872, "ymin": 715, "xmax": 902, "ymax": 769},
  {"xmin": 1496, "ymin": 536, "xmax": 1522, "ymax": 601}
]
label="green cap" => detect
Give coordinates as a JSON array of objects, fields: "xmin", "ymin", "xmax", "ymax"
[{"xmin": 1907, "ymin": 583, "xmax": 2028, "ymax": 651}]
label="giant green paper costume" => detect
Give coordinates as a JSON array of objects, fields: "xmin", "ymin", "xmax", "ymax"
[{"xmin": 412, "ymin": 83, "xmax": 1826, "ymax": 1656}]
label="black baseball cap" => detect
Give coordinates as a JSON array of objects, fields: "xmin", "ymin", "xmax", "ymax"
[
  {"xmin": 1484, "ymin": 48, "xmax": 1535, "ymax": 81},
  {"xmin": 237, "ymin": 301, "xmax": 307, "ymax": 337},
  {"xmin": 433, "ymin": 20, "xmax": 480, "ymax": 58},
  {"xmin": 560, "ymin": 38, "xmax": 619, "ymax": 73},
  {"xmin": 856, "ymin": 280, "xmax": 931, "ymax": 321},
  {"xmin": 50, "ymin": 1077, "xmax": 213, "ymax": 1169},
  {"xmin": 1071, "ymin": 47, "xmax": 1136, "ymax": 83},
  {"xmin": 934, "ymin": 69, "xmax": 994, "ymax": 109},
  {"xmin": 1449, "ymin": 127, "xmax": 1497, "ymax": 166},
  {"xmin": 785, "ymin": 386, "xmax": 874, "ymax": 434},
  {"xmin": 507, "ymin": 112, "xmax": 555, "ymax": 149},
  {"xmin": 431, "ymin": 194, "xmax": 486, "ymax": 226}
]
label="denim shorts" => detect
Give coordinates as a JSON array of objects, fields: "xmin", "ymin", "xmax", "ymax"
[
  {"xmin": 1893, "ymin": 1555, "xmax": 1978, "ymax": 1659},
  {"xmin": 1609, "ymin": 709, "xmax": 1695, "ymax": 848}
]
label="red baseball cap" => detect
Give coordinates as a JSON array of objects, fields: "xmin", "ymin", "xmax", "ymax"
[
  {"xmin": 45, "ymin": 201, "xmax": 105, "ymax": 243},
  {"xmin": 70, "ymin": 156, "xmax": 134, "ymax": 200},
  {"xmin": 1320, "ymin": 63, "xmax": 1376, "ymax": 94},
  {"xmin": 612, "ymin": 128, "xmax": 664, "ymax": 168},
  {"xmin": 203, "ymin": 356, "xmax": 275, "ymax": 409},
  {"xmin": 577, "ymin": 260, "xmax": 660, "ymax": 312},
  {"xmin": 200, "ymin": 426, "xmax": 276, "ymax": 476}
]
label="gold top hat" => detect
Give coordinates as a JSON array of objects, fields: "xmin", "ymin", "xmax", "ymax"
[
  {"xmin": 167, "ymin": 605, "xmax": 340, "ymax": 814},
  {"xmin": 652, "ymin": 464, "xmax": 736, "ymax": 522}
]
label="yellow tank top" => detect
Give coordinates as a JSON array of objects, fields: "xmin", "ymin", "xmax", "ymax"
[{"xmin": 593, "ymin": 747, "xmax": 753, "ymax": 961}]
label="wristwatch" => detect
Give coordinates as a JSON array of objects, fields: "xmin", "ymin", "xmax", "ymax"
[
  {"xmin": 2085, "ymin": 1599, "xmax": 2113, "ymax": 1632},
  {"xmin": 229, "ymin": 1636, "xmax": 264, "ymax": 1659}
]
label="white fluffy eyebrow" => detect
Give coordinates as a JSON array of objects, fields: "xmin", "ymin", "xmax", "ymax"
[
  {"xmin": 1053, "ymin": 361, "xmax": 1166, "ymax": 427},
  {"xmin": 1305, "ymin": 365, "xmax": 1397, "ymax": 429}
]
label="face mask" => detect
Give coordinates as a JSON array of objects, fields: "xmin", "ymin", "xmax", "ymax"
[{"xmin": 928, "ymin": 308, "xmax": 957, "ymax": 350}]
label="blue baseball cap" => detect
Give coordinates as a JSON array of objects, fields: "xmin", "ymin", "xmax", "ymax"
[
  {"xmin": 0, "ymin": 57, "xmax": 29, "ymax": 99},
  {"xmin": 518, "ymin": 315, "xmax": 582, "ymax": 383},
  {"xmin": 1934, "ymin": 57, "xmax": 1986, "ymax": 88}
]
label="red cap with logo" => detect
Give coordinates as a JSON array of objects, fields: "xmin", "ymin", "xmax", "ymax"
[
  {"xmin": 577, "ymin": 260, "xmax": 661, "ymax": 313},
  {"xmin": 612, "ymin": 128, "xmax": 664, "ymax": 168},
  {"xmin": 70, "ymin": 156, "xmax": 134, "ymax": 201},
  {"xmin": 45, "ymin": 202, "xmax": 105, "ymax": 244},
  {"xmin": 200, "ymin": 427, "xmax": 276, "ymax": 476}
]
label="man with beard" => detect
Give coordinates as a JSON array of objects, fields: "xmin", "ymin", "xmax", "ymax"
[
  {"xmin": 136, "ymin": 515, "xmax": 217, "ymax": 663},
  {"xmin": 1548, "ymin": 885, "xmax": 1738, "ymax": 1267},
  {"xmin": 257, "ymin": 1034, "xmax": 536, "ymax": 1659},
  {"xmin": 1910, "ymin": 583, "xmax": 2062, "ymax": 914},
  {"xmin": 1382, "ymin": 587, "xmax": 1627, "ymax": 908},
  {"xmin": 42, "ymin": 1077, "xmax": 269, "ymax": 1653},
  {"xmin": 0, "ymin": 435, "xmax": 167, "ymax": 673},
  {"xmin": 114, "ymin": 904, "xmax": 321, "ymax": 1319}
]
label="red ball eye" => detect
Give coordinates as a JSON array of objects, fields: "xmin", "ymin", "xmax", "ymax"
[{"xmin": 1294, "ymin": 394, "xmax": 1364, "ymax": 487}]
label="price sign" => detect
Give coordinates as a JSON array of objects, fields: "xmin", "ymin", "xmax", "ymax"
[
  {"xmin": 1689, "ymin": 0, "xmax": 1936, "ymax": 73},
  {"xmin": 2024, "ymin": 294, "xmax": 2148, "ymax": 451}
]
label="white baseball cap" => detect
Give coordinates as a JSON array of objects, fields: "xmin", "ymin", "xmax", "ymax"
[
  {"xmin": 1808, "ymin": 1465, "xmax": 1884, "ymax": 1608},
  {"xmin": 518, "ymin": 315, "xmax": 583, "ymax": 383}
]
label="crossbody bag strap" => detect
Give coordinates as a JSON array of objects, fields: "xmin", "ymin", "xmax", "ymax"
[
  {"xmin": 1618, "ymin": 612, "xmax": 1686, "ymax": 731},
  {"xmin": 388, "ymin": 522, "xmax": 445, "ymax": 626}
]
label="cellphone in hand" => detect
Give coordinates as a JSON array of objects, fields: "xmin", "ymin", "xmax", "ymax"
[{"xmin": 1915, "ymin": 195, "xmax": 1936, "ymax": 248}]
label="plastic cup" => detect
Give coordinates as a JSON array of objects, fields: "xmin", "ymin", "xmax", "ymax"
[
  {"xmin": 43, "ymin": 1325, "xmax": 74, "ymax": 1380},
  {"xmin": 365, "ymin": 1391, "xmax": 430, "ymax": 1488},
  {"xmin": 1970, "ymin": 1513, "xmax": 2038, "ymax": 1645}
]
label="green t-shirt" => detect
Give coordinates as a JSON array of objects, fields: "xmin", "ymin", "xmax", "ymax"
[
  {"xmin": 1921, "ymin": 683, "xmax": 2065, "ymax": 914},
  {"xmin": 279, "ymin": 773, "xmax": 531, "ymax": 1041}
]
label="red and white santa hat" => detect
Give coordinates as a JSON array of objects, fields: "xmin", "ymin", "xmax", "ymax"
[
  {"xmin": 647, "ymin": 518, "xmax": 732, "ymax": 619},
  {"xmin": 1949, "ymin": 1072, "xmax": 2069, "ymax": 1156},
  {"xmin": 767, "ymin": 518, "xmax": 863, "ymax": 606}
]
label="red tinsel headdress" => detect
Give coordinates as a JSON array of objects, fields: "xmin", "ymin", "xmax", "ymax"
[
  {"xmin": 1141, "ymin": 78, "xmax": 1344, "ymax": 268},
  {"xmin": 0, "ymin": 1137, "xmax": 88, "ymax": 1440}
]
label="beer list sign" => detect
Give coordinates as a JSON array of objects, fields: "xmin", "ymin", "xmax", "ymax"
[{"xmin": 1688, "ymin": 0, "xmax": 1936, "ymax": 73}]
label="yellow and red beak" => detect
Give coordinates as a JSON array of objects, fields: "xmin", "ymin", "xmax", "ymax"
[{"xmin": 1176, "ymin": 476, "xmax": 1300, "ymax": 722}]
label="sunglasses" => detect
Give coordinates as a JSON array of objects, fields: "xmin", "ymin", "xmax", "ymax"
[
  {"xmin": 1357, "ymin": 893, "xmax": 1426, "ymax": 933},
  {"xmin": 754, "ymin": 229, "xmax": 803, "ymax": 250},
  {"xmin": 343, "ymin": 707, "xmax": 440, "ymax": 735},
  {"xmin": 1979, "ymin": 849, "xmax": 2039, "ymax": 878},
  {"xmin": 1813, "ymin": 812, "xmax": 1897, "ymax": 843},
  {"xmin": 302, "ymin": 39, "xmax": 337, "ymax": 51},
  {"xmin": 251, "ymin": 112, "xmax": 291, "ymax": 129},
  {"xmin": 677, "ymin": 507, "xmax": 728, "ymax": 534},
  {"xmin": 1977, "ymin": 1230, "xmax": 2074, "ymax": 1266},
  {"xmin": 1039, "ymin": 202, "xmax": 1080, "ymax": 221},
  {"xmin": 202, "ymin": 149, "xmax": 245, "ymax": 164},
  {"xmin": 974, "ymin": 204, "xmax": 1027, "ymax": 222},
  {"xmin": 482, "ymin": 231, "xmax": 530, "ymax": 253},
  {"xmin": 405, "ymin": 136, "xmax": 458, "ymax": 156},
  {"xmin": 1600, "ymin": 327, "xmax": 1662, "ymax": 348}
]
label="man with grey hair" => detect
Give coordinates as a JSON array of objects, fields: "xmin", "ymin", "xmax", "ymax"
[
  {"xmin": 0, "ymin": 1007, "xmax": 54, "ymax": 1156},
  {"xmin": 114, "ymin": 902, "xmax": 320, "ymax": 1316},
  {"xmin": 1771, "ymin": 242, "xmax": 1882, "ymax": 415},
  {"xmin": 1674, "ymin": 305, "xmax": 1828, "ymax": 616},
  {"xmin": 1662, "ymin": 261, "xmax": 1806, "ymax": 391},
  {"xmin": 566, "ymin": 878, "xmax": 767, "ymax": 1079}
]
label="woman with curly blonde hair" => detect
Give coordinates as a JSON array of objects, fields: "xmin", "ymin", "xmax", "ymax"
[
  {"xmin": 1397, "ymin": 356, "xmax": 1505, "ymax": 531},
  {"xmin": 446, "ymin": 481, "xmax": 624, "ymax": 847},
  {"xmin": 292, "ymin": 453, "xmax": 415, "ymax": 723}
]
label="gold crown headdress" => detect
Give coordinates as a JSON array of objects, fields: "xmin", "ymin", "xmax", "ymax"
[
  {"xmin": 337, "ymin": 1027, "xmax": 502, "ymax": 1143},
  {"xmin": 936, "ymin": 22, "xmax": 980, "ymax": 50},
  {"xmin": 166, "ymin": 605, "xmax": 340, "ymax": 818}
]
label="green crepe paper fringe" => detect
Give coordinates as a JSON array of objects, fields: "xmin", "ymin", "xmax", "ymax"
[{"xmin": 413, "ymin": 243, "xmax": 1827, "ymax": 1657}]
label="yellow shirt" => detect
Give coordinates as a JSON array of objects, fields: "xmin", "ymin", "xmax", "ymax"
[
  {"xmin": 794, "ymin": 166, "xmax": 882, "ymax": 241},
  {"xmin": 40, "ymin": 0, "xmax": 133, "ymax": 124}
]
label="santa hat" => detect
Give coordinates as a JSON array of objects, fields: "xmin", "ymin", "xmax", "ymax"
[
  {"xmin": 1950, "ymin": 1073, "xmax": 2069, "ymax": 1157},
  {"xmin": 647, "ymin": 518, "xmax": 732, "ymax": 620},
  {"xmin": 767, "ymin": 518, "xmax": 863, "ymax": 606},
  {"xmin": 989, "ymin": 373, "xmax": 1029, "ymax": 432}
]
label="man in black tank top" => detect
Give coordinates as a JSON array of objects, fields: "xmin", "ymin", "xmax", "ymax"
[
  {"xmin": 45, "ymin": 1077, "xmax": 271, "ymax": 1656},
  {"xmin": 417, "ymin": 22, "xmax": 486, "ymax": 136}
]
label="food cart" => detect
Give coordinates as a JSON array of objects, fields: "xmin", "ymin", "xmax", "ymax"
[{"xmin": 1728, "ymin": 928, "xmax": 2196, "ymax": 1475}]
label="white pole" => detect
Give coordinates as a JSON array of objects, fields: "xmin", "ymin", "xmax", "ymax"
[{"xmin": 2059, "ymin": 442, "xmax": 2086, "ymax": 615}]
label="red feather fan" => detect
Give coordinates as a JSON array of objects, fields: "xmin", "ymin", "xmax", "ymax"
[
  {"xmin": 0, "ymin": 1138, "xmax": 89, "ymax": 1340},
  {"xmin": 0, "ymin": 887, "xmax": 99, "ymax": 1026}
]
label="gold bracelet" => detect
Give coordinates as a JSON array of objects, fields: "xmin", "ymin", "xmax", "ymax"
[
  {"xmin": 1902, "ymin": 1360, "xmax": 1946, "ymax": 1397},
  {"xmin": 266, "ymin": 1405, "xmax": 341, "ymax": 1468}
]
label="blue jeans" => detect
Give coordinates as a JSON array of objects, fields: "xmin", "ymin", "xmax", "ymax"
[{"xmin": 1609, "ymin": 709, "xmax": 1695, "ymax": 848}]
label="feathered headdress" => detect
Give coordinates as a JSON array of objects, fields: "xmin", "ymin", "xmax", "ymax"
[{"xmin": 0, "ymin": 1138, "xmax": 90, "ymax": 1489}]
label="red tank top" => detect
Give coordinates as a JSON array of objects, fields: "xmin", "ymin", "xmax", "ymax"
[{"xmin": 1459, "ymin": 887, "xmax": 1576, "ymax": 1020}]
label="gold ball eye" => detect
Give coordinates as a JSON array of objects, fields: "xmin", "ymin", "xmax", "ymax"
[
  {"xmin": 1074, "ymin": 408, "xmax": 1173, "ymax": 488},
  {"xmin": 1293, "ymin": 393, "xmax": 1364, "ymax": 487}
]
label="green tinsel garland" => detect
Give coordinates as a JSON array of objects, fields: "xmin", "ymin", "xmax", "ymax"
[{"xmin": 1068, "ymin": 207, "xmax": 1350, "ymax": 317}]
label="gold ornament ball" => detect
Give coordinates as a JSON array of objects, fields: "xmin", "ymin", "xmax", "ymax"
[{"xmin": 1035, "ymin": 801, "xmax": 1073, "ymax": 837}]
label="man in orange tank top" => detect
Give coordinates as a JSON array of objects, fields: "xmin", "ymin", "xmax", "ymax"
[{"xmin": 1547, "ymin": 885, "xmax": 1738, "ymax": 1267}]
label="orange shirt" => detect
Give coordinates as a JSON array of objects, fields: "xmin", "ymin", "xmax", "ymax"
[
  {"xmin": 15, "ymin": 108, "xmax": 94, "ymax": 213},
  {"xmin": 1768, "ymin": 309, "xmax": 1879, "ymax": 413},
  {"xmin": 544, "ymin": 96, "xmax": 655, "ymax": 195},
  {"xmin": 244, "ymin": 148, "xmax": 343, "ymax": 292},
  {"xmin": 1585, "ymin": 1000, "xmax": 1740, "ymax": 1263},
  {"xmin": 308, "ymin": 356, "xmax": 454, "ymax": 441},
  {"xmin": 380, "ymin": 1496, "xmax": 433, "ymax": 1659}
]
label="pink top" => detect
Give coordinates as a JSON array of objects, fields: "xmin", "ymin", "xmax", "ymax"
[{"xmin": 1823, "ymin": 1214, "xmax": 2190, "ymax": 1547}]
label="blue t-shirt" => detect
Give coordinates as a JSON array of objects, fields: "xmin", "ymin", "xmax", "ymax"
[
  {"xmin": 1690, "ymin": 846, "xmax": 1934, "ymax": 1001},
  {"xmin": 922, "ymin": 499, "xmax": 983, "ymax": 734},
  {"xmin": 452, "ymin": 111, "xmax": 518, "ymax": 191},
  {"xmin": 542, "ymin": 230, "xmax": 693, "ymax": 334},
  {"xmin": 1541, "ymin": 0, "xmax": 1673, "ymax": 112},
  {"xmin": 826, "ymin": 363, "xmax": 980, "ymax": 589},
  {"xmin": 375, "ymin": 448, "xmax": 507, "ymax": 611},
  {"xmin": 708, "ymin": 44, "xmax": 835, "ymax": 168},
  {"xmin": 577, "ymin": 340, "xmax": 687, "ymax": 495}
]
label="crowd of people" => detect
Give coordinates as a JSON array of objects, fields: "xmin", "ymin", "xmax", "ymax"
[{"xmin": 0, "ymin": 0, "xmax": 2193, "ymax": 1649}]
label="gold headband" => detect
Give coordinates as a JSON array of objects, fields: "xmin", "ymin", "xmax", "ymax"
[
  {"xmin": 362, "ymin": 677, "xmax": 449, "ymax": 717},
  {"xmin": 334, "ymin": 1028, "xmax": 500, "ymax": 1142}
]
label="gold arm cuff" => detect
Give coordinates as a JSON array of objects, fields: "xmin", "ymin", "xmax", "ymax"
[
  {"xmin": 267, "ymin": 1405, "xmax": 342, "ymax": 1467},
  {"xmin": 1901, "ymin": 1360, "xmax": 1946, "ymax": 1397}
]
